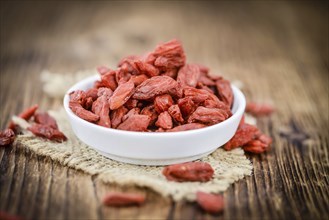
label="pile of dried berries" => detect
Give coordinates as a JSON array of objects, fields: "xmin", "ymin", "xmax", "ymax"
[
  {"xmin": 0, "ymin": 104, "xmax": 67, "ymax": 147},
  {"xmin": 69, "ymin": 39, "xmax": 233, "ymax": 132}
]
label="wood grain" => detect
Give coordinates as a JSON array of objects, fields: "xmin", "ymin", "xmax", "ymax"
[{"xmin": 0, "ymin": 1, "xmax": 328, "ymax": 219}]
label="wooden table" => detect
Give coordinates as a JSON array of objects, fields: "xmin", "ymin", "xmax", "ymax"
[{"xmin": 1, "ymin": 1, "xmax": 328, "ymax": 219}]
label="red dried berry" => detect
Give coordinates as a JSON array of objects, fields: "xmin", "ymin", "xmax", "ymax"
[
  {"xmin": 34, "ymin": 112, "xmax": 58, "ymax": 129},
  {"xmin": 168, "ymin": 123, "xmax": 206, "ymax": 132},
  {"xmin": 8, "ymin": 104, "xmax": 38, "ymax": 130},
  {"xmin": 0, "ymin": 129, "xmax": 15, "ymax": 147},
  {"xmin": 28, "ymin": 124, "xmax": 67, "ymax": 142},
  {"xmin": 92, "ymin": 96, "xmax": 111, "ymax": 128},
  {"xmin": 216, "ymin": 78, "xmax": 233, "ymax": 107},
  {"xmin": 168, "ymin": 104, "xmax": 184, "ymax": 123},
  {"xmin": 154, "ymin": 94, "xmax": 174, "ymax": 113},
  {"xmin": 177, "ymin": 64, "xmax": 201, "ymax": 88},
  {"xmin": 69, "ymin": 101, "xmax": 100, "ymax": 122},
  {"xmin": 117, "ymin": 115, "xmax": 151, "ymax": 132},
  {"xmin": 224, "ymin": 123, "xmax": 260, "ymax": 151},
  {"xmin": 187, "ymin": 106, "xmax": 230, "ymax": 125},
  {"xmin": 155, "ymin": 111, "xmax": 173, "ymax": 129},
  {"xmin": 133, "ymin": 76, "xmax": 178, "ymax": 100},
  {"xmin": 110, "ymin": 106, "xmax": 129, "ymax": 128},
  {"xmin": 122, "ymin": 107, "xmax": 141, "ymax": 122},
  {"xmin": 162, "ymin": 162, "xmax": 214, "ymax": 182},
  {"xmin": 103, "ymin": 192, "xmax": 145, "ymax": 207},
  {"xmin": 153, "ymin": 39, "xmax": 186, "ymax": 70},
  {"xmin": 196, "ymin": 192, "xmax": 224, "ymax": 214},
  {"xmin": 100, "ymin": 70, "xmax": 118, "ymax": 91},
  {"xmin": 109, "ymin": 80, "xmax": 135, "ymax": 110}
]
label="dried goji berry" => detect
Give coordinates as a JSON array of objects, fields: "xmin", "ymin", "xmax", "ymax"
[
  {"xmin": 8, "ymin": 104, "xmax": 38, "ymax": 130},
  {"xmin": 69, "ymin": 101, "xmax": 100, "ymax": 122},
  {"xmin": 168, "ymin": 104, "xmax": 184, "ymax": 123},
  {"xmin": 196, "ymin": 84, "xmax": 216, "ymax": 94},
  {"xmin": 187, "ymin": 106, "xmax": 230, "ymax": 125},
  {"xmin": 84, "ymin": 97, "xmax": 94, "ymax": 110},
  {"xmin": 161, "ymin": 68, "xmax": 178, "ymax": 79},
  {"xmin": 216, "ymin": 78, "xmax": 233, "ymax": 107},
  {"xmin": 198, "ymin": 72, "xmax": 215, "ymax": 86},
  {"xmin": 140, "ymin": 104, "xmax": 158, "ymax": 126},
  {"xmin": 103, "ymin": 192, "xmax": 145, "ymax": 207},
  {"xmin": 196, "ymin": 192, "xmax": 224, "ymax": 214},
  {"xmin": 100, "ymin": 70, "xmax": 118, "ymax": 91},
  {"xmin": 133, "ymin": 76, "xmax": 177, "ymax": 100},
  {"xmin": 155, "ymin": 111, "xmax": 173, "ymax": 129},
  {"xmin": 243, "ymin": 140, "xmax": 268, "ymax": 153},
  {"xmin": 110, "ymin": 106, "xmax": 128, "ymax": 128},
  {"xmin": 177, "ymin": 97, "xmax": 197, "ymax": 118},
  {"xmin": 183, "ymin": 87, "xmax": 209, "ymax": 103},
  {"xmin": 28, "ymin": 124, "xmax": 67, "ymax": 142},
  {"xmin": 162, "ymin": 162, "xmax": 214, "ymax": 182},
  {"xmin": 92, "ymin": 96, "xmax": 111, "ymax": 128},
  {"xmin": 97, "ymin": 87, "xmax": 113, "ymax": 98},
  {"xmin": 0, "ymin": 129, "xmax": 15, "ymax": 147},
  {"xmin": 243, "ymin": 134, "xmax": 272, "ymax": 154},
  {"xmin": 177, "ymin": 64, "xmax": 201, "ymax": 88},
  {"xmin": 154, "ymin": 94, "xmax": 174, "ymax": 113},
  {"xmin": 119, "ymin": 59, "xmax": 137, "ymax": 75},
  {"xmin": 122, "ymin": 107, "xmax": 140, "ymax": 122},
  {"xmin": 34, "ymin": 112, "xmax": 58, "ymax": 129},
  {"xmin": 124, "ymin": 98, "xmax": 139, "ymax": 109},
  {"xmin": 224, "ymin": 123, "xmax": 260, "ymax": 151},
  {"xmin": 109, "ymin": 79, "xmax": 135, "ymax": 110},
  {"xmin": 117, "ymin": 115, "xmax": 151, "ymax": 132},
  {"xmin": 134, "ymin": 60, "xmax": 159, "ymax": 77},
  {"xmin": 116, "ymin": 68, "xmax": 132, "ymax": 84},
  {"xmin": 85, "ymin": 88, "xmax": 99, "ymax": 101},
  {"xmin": 69, "ymin": 90, "xmax": 87, "ymax": 105},
  {"xmin": 130, "ymin": 74, "xmax": 149, "ymax": 86},
  {"xmin": 94, "ymin": 80, "xmax": 107, "ymax": 89},
  {"xmin": 153, "ymin": 39, "xmax": 186, "ymax": 70}
]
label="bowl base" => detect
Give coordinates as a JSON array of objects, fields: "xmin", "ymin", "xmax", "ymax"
[{"xmin": 96, "ymin": 149, "xmax": 217, "ymax": 166}]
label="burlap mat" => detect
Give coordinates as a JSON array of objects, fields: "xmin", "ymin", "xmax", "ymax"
[{"xmin": 13, "ymin": 71, "xmax": 253, "ymax": 202}]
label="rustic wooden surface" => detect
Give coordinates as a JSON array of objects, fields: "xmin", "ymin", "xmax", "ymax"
[{"xmin": 0, "ymin": 1, "xmax": 328, "ymax": 220}]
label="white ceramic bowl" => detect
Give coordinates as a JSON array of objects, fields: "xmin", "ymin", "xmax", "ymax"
[{"xmin": 63, "ymin": 75, "xmax": 246, "ymax": 165}]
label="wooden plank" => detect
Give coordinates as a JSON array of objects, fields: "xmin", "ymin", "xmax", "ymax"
[
  {"xmin": 3, "ymin": 147, "xmax": 26, "ymax": 215},
  {"xmin": 31, "ymin": 157, "xmax": 53, "ymax": 220},
  {"xmin": 66, "ymin": 170, "xmax": 99, "ymax": 219},
  {"xmin": 46, "ymin": 163, "xmax": 68, "ymax": 219}
]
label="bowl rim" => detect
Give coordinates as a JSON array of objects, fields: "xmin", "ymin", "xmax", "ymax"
[{"xmin": 63, "ymin": 75, "xmax": 246, "ymax": 137}]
